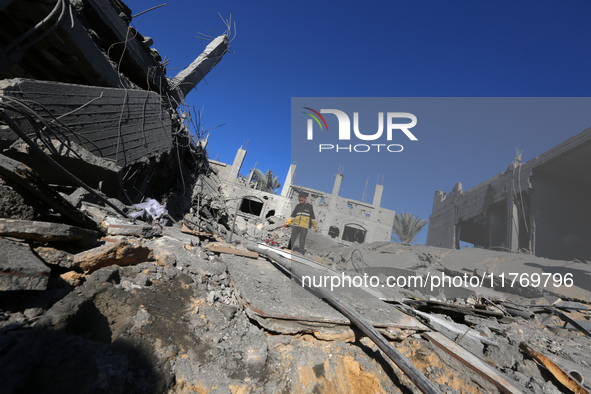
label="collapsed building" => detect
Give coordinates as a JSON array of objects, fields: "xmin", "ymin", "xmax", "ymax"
[
  {"xmin": 1, "ymin": 1, "xmax": 590, "ymax": 393},
  {"xmin": 427, "ymin": 127, "xmax": 591, "ymax": 262},
  {"xmin": 210, "ymin": 147, "xmax": 396, "ymax": 244},
  {"xmin": 0, "ymin": 0, "xmax": 228, "ymax": 211}
]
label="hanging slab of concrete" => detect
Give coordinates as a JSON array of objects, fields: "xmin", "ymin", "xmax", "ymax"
[
  {"xmin": 440, "ymin": 248, "xmax": 591, "ymax": 302},
  {"xmin": 226, "ymin": 255, "xmax": 427, "ymax": 338},
  {"xmin": 0, "ymin": 238, "xmax": 50, "ymax": 291},
  {"xmin": 6, "ymin": 138, "xmax": 123, "ymax": 197},
  {"xmin": 0, "ymin": 78, "xmax": 173, "ymax": 167}
]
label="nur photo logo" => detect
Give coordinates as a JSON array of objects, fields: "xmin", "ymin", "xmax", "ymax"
[{"xmin": 303, "ymin": 107, "xmax": 418, "ymax": 153}]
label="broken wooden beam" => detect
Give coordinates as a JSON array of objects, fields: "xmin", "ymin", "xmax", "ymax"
[
  {"xmin": 72, "ymin": 239, "xmax": 153, "ymax": 273},
  {"xmin": 519, "ymin": 342, "xmax": 588, "ymax": 394}
]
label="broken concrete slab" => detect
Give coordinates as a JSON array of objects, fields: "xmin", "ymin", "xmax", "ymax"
[
  {"xmin": 33, "ymin": 246, "xmax": 75, "ymax": 270},
  {"xmin": 0, "ymin": 238, "xmax": 50, "ymax": 291},
  {"xmin": 440, "ymin": 248, "xmax": 591, "ymax": 302},
  {"xmin": 0, "ymin": 177, "xmax": 36, "ymax": 220},
  {"xmin": 7, "ymin": 139, "xmax": 123, "ymax": 199},
  {"xmin": 205, "ymin": 242, "xmax": 259, "ymax": 259},
  {"xmin": 0, "ymin": 79, "xmax": 173, "ymax": 168},
  {"xmin": 0, "ymin": 153, "xmax": 100, "ymax": 231},
  {"xmin": 72, "ymin": 239, "xmax": 153, "ymax": 273},
  {"xmin": 0, "ymin": 218, "xmax": 99, "ymax": 247},
  {"xmin": 424, "ymin": 332, "xmax": 522, "ymax": 394},
  {"xmin": 226, "ymin": 254, "xmax": 426, "ymax": 337}
]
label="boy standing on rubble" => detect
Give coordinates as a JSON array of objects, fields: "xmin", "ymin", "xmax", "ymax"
[{"xmin": 283, "ymin": 192, "xmax": 318, "ymax": 255}]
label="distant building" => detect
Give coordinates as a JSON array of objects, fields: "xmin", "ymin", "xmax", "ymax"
[
  {"xmin": 426, "ymin": 127, "xmax": 591, "ymax": 261},
  {"xmin": 209, "ymin": 148, "xmax": 396, "ymax": 244}
]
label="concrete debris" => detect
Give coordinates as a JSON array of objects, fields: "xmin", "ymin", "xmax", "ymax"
[
  {"xmin": 60, "ymin": 271, "xmax": 84, "ymax": 287},
  {"xmin": 0, "ymin": 238, "xmax": 50, "ymax": 291},
  {"xmin": 0, "ymin": 218, "xmax": 99, "ymax": 247},
  {"xmin": 1, "ymin": 0, "xmax": 591, "ymax": 392},
  {"xmin": 0, "ymin": 153, "xmax": 100, "ymax": 231},
  {"xmin": 101, "ymin": 217, "xmax": 162, "ymax": 238},
  {"xmin": 0, "ymin": 177, "xmax": 36, "ymax": 220},
  {"xmin": 34, "ymin": 246, "xmax": 75, "ymax": 269},
  {"xmin": 424, "ymin": 332, "xmax": 523, "ymax": 394},
  {"xmin": 205, "ymin": 242, "xmax": 259, "ymax": 259},
  {"xmin": 180, "ymin": 221, "xmax": 222, "ymax": 242}
]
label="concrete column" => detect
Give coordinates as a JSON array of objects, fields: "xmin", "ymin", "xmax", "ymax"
[
  {"xmin": 505, "ymin": 182, "xmax": 519, "ymax": 252},
  {"xmin": 331, "ymin": 173, "xmax": 343, "ymax": 198},
  {"xmin": 280, "ymin": 164, "xmax": 296, "ymax": 197},
  {"xmin": 372, "ymin": 183, "xmax": 383, "ymax": 207},
  {"xmin": 169, "ymin": 35, "xmax": 228, "ymax": 106},
  {"xmin": 227, "ymin": 148, "xmax": 246, "ymax": 182},
  {"xmin": 329, "ymin": 173, "xmax": 343, "ymax": 209}
]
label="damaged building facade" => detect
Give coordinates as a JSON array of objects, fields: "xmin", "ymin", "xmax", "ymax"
[
  {"xmin": 210, "ymin": 147, "xmax": 396, "ymax": 244},
  {"xmin": 426, "ymin": 127, "xmax": 591, "ymax": 262}
]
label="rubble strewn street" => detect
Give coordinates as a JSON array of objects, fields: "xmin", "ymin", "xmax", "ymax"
[{"xmin": 1, "ymin": 1, "xmax": 590, "ymax": 393}]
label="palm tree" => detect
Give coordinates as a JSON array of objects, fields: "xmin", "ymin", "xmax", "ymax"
[
  {"xmin": 392, "ymin": 212, "xmax": 427, "ymax": 244},
  {"xmin": 249, "ymin": 168, "xmax": 281, "ymax": 194}
]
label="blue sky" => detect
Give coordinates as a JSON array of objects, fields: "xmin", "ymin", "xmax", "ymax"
[{"xmin": 124, "ymin": 1, "xmax": 591, "ymax": 244}]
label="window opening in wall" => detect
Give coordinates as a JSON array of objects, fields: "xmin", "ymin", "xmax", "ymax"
[
  {"xmin": 328, "ymin": 226, "xmax": 339, "ymax": 238},
  {"xmin": 239, "ymin": 197, "xmax": 263, "ymax": 216},
  {"xmin": 342, "ymin": 224, "xmax": 366, "ymax": 243}
]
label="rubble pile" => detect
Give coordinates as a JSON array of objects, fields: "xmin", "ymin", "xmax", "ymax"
[{"xmin": 1, "ymin": 0, "xmax": 591, "ymax": 393}]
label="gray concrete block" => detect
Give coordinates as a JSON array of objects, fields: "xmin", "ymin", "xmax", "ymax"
[
  {"xmin": 0, "ymin": 238, "xmax": 50, "ymax": 291},
  {"xmin": 0, "ymin": 218, "xmax": 99, "ymax": 247}
]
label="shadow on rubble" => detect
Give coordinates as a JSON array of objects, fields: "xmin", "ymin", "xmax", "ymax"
[{"xmin": 0, "ymin": 324, "xmax": 165, "ymax": 394}]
